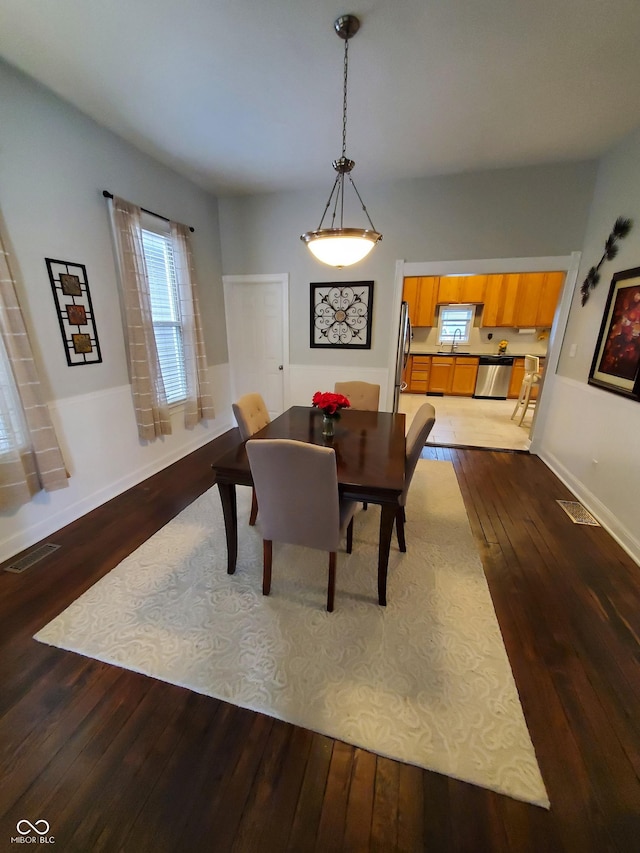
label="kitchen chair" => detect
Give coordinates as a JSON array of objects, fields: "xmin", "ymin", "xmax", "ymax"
[
  {"xmin": 232, "ymin": 393, "xmax": 271, "ymax": 525},
  {"xmin": 395, "ymin": 402, "xmax": 436, "ymax": 552},
  {"xmin": 334, "ymin": 381, "xmax": 380, "ymax": 411},
  {"xmin": 511, "ymin": 355, "xmax": 541, "ymax": 426},
  {"xmin": 334, "ymin": 380, "xmax": 381, "ymax": 512},
  {"xmin": 245, "ymin": 439, "xmax": 357, "ymax": 612}
]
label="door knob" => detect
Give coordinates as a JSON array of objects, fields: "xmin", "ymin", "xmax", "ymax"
[{"xmin": 278, "ymin": 365, "xmax": 283, "ymax": 370}]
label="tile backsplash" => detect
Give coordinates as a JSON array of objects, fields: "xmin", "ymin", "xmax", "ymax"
[{"xmin": 411, "ymin": 324, "xmax": 548, "ymax": 356}]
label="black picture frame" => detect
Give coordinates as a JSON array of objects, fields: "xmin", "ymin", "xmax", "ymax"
[
  {"xmin": 46, "ymin": 258, "xmax": 103, "ymax": 366},
  {"xmin": 310, "ymin": 281, "xmax": 374, "ymax": 349},
  {"xmin": 588, "ymin": 265, "xmax": 640, "ymax": 401}
]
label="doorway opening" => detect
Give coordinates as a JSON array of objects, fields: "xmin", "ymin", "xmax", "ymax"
[{"xmin": 390, "ymin": 254, "xmax": 581, "ymax": 451}]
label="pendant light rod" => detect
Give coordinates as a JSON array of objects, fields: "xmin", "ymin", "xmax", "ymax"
[{"xmin": 300, "ymin": 13, "xmax": 382, "ymax": 268}]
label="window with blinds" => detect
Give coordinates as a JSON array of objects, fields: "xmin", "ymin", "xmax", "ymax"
[
  {"xmin": 141, "ymin": 228, "xmax": 187, "ymax": 405},
  {"xmin": 0, "ymin": 336, "xmax": 28, "ymax": 452},
  {"xmin": 438, "ymin": 306, "xmax": 474, "ymax": 345}
]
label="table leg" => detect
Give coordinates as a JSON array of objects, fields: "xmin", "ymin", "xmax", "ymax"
[
  {"xmin": 217, "ymin": 482, "xmax": 238, "ymax": 574},
  {"xmin": 377, "ymin": 503, "xmax": 396, "ymax": 606}
]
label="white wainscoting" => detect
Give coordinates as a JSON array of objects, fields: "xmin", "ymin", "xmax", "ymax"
[
  {"xmin": 1, "ymin": 363, "xmax": 233, "ymax": 563},
  {"xmin": 537, "ymin": 375, "xmax": 640, "ymax": 566},
  {"xmin": 288, "ymin": 365, "xmax": 391, "ymax": 410}
]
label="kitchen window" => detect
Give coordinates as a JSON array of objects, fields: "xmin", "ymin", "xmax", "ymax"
[
  {"xmin": 140, "ymin": 225, "xmax": 187, "ymax": 405},
  {"xmin": 438, "ymin": 306, "xmax": 474, "ymax": 345}
]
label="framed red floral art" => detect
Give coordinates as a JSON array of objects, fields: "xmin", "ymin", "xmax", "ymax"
[{"xmin": 588, "ymin": 266, "xmax": 640, "ymax": 401}]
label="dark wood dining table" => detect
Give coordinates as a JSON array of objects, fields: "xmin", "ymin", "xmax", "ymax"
[{"xmin": 211, "ymin": 406, "xmax": 406, "ymax": 606}]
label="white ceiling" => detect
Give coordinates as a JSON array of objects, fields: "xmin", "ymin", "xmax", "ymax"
[{"xmin": 2, "ymin": 0, "xmax": 640, "ymax": 196}]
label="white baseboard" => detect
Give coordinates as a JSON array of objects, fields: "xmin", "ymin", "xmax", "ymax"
[
  {"xmin": 0, "ymin": 363, "xmax": 233, "ymax": 563},
  {"xmin": 539, "ymin": 448, "xmax": 640, "ymax": 566}
]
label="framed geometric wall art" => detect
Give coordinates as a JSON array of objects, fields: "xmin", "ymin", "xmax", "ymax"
[
  {"xmin": 588, "ymin": 265, "xmax": 640, "ymax": 402},
  {"xmin": 310, "ymin": 281, "xmax": 374, "ymax": 349},
  {"xmin": 45, "ymin": 258, "xmax": 103, "ymax": 366}
]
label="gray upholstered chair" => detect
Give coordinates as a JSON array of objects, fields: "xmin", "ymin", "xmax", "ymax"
[
  {"xmin": 395, "ymin": 402, "xmax": 436, "ymax": 552},
  {"xmin": 245, "ymin": 438, "xmax": 357, "ymax": 612},
  {"xmin": 334, "ymin": 381, "xmax": 380, "ymax": 411},
  {"xmin": 232, "ymin": 393, "xmax": 271, "ymax": 525}
]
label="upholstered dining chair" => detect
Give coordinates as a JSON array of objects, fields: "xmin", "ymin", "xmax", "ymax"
[
  {"xmin": 511, "ymin": 355, "xmax": 541, "ymax": 426},
  {"xmin": 245, "ymin": 439, "xmax": 357, "ymax": 612},
  {"xmin": 395, "ymin": 402, "xmax": 436, "ymax": 552},
  {"xmin": 232, "ymin": 393, "xmax": 271, "ymax": 525},
  {"xmin": 334, "ymin": 381, "xmax": 380, "ymax": 411}
]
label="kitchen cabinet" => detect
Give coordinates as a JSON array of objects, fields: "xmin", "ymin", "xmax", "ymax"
[
  {"xmin": 514, "ymin": 272, "xmax": 565, "ymax": 327},
  {"xmin": 481, "ymin": 271, "xmax": 564, "ymax": 328},
  {"xmin": 428, "ymin": 356, "xmax": 454, "ymax": 394},
  {"xmin": 450, "ymin": 357, "xmax": 480, "ymax": 395},
  {"xmin": 437, "ymin": 275, "xmax": 487, "ymax": 305},
  {"xmin": 402, "ymin": 276, "xmax": 439, "ymax": 326},
  {"xmin": 425, "ymin": 355, "xmax": 479, "ymax": 395},
  {"xmin": 481, "ymin": 273, "xmax": 520, "ymax": 327},
  {"xmin": 536, "ymin": 272, "xmax": 564, "ymax": 326},
  {"xmin": 405, "ymin": 355, "xmax": 431, "ymax": 393}
]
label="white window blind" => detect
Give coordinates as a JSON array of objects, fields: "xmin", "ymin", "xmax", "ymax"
[
  {"xmin": 141, "ymin": 228, "xmax": 187, "ymax": 405},
  {"xmin": 438, "ymin": 306, "xmax": 474, "ymax": 345},
  {"xmin": 0, "ymin": 334, "xmax": 28, "ymax": 452}
]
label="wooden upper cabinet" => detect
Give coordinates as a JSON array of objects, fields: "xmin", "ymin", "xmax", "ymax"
[
  {"xmin": 406, "ymin": 270, "xmax": 564, "ymax": 329},
  {"xmin": 402, "ymin": 276, "xmax": 438, "ymax": 326},
  {"xmin": 437, "ymin": 275, "xmax": 487, "ymax": 304},
  {"xmin": 481, "ymin": 274, "xmax": 501, "ymax": 326},
  {"xmin": 481, "ymin": 274, "xmax": 520, "ymax": 327},
  {"xmin": 403, "ymin": 277, "xmax": 420, "ymax": 325},
  {"xmin": 514, "ymin": 272, "xmax": 565, "ymax": 328},
  {"xmin": 536, "ymin": 272, "xmax": 564, "ymax": 326},
  {"xmin": 499, "ymin": 274, "xmax": 521, "ymax": 327},
  {"xmin": 514, "ymin": 272, "xmax": 544, "ymax": 327}
]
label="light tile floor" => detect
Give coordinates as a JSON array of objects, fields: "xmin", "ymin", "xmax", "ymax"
[{"xmin": 399, "ymin": 393, "xmax": 534, "ymax": 451}]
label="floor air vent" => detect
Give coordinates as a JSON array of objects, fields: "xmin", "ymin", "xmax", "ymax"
[
  {"xmin": 556, "ymin": 500, "xmax": 601, "ymax": 526},
  {"xmin": 4, "ymin": 543, "xmax": 60, "ymax": 574}
]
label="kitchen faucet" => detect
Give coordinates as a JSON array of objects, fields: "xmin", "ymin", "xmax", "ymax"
[{"xmin": 451, "ymin": 328, "xmax": 462, "ymax": 353}]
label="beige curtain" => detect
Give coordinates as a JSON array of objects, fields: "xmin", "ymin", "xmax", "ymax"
[
  {"xmin": 111, "ymin": 197, "xmax": 171, "ymax": 440},
  {"xmin": 0, "ymin": 226, "xmax": 68, "ymax": 511},
  {"xmin": 171, "ymin": 223, "xmax": 215, "ymax": 427}
]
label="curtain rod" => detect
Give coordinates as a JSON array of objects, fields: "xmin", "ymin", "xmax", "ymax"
[{"xmin": 102, "ymin": 191, "xmax": 195, "ymax": 232}]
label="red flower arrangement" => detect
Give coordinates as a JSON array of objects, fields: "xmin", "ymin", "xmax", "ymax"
[{"xmin": 312, "ymin": 391, "xmax": 351, "ymax": 417}]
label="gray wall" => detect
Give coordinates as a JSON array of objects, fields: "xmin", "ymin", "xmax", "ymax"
[
  {"xmin": 219, "ymin": 162, "xmax": 597, "ymax": 366},
  {"xmin": 0, "ymin": 59, "xmax": 227, "ymax": 403},
  {"xmin": 558, "ymin": 124, "xmax": 640, "ymax": 382},
  {"xmin": 535, "ymin": 123, "xmax": 640, "ymax": 561},
  {"xmin": 0, "ymin": 59, "xmax": 231, "ymax": 561}
]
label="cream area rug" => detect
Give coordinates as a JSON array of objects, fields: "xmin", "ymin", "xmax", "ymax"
[{"xmin": 35, "ymin": 460, "xmax": 549, "ymax": 808}]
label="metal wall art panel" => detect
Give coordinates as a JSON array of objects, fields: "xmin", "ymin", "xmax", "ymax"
[
  {"xmin": 46, "ymin": 258, "xmax": 103, "ymax": 366},
  {"xmin": 310, "ymin": 281, "xmax": 374, "ymax": 349}
]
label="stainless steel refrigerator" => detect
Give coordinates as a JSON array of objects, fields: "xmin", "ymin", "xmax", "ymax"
[{"xmin": 393, "ymin": 301, "xmax": 411, "ymax": 412}]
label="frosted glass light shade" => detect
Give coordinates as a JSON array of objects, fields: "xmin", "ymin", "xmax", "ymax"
[{"xmin": 301, "ymin": 228, "xmax": 382, "ymax": 268}]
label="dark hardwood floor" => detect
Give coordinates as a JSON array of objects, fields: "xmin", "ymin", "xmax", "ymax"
[{"xmin": 1, "ymin": 432, "xmax": 639, "ymax": 852}]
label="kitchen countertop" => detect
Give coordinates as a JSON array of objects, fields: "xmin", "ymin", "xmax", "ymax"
[{"xmin": 410, "ymin": 350, "xmax": 546, "ymax": 358}]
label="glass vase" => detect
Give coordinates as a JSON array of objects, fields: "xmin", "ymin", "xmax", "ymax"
[{"xmin": 322, "ymin": 414, "xmax": 336, "ymax": 437}]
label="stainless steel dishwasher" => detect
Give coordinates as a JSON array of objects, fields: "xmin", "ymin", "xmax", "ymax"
[{"xmin": 473, "ymin": 356, "xmax": 515, "ymax": 399}]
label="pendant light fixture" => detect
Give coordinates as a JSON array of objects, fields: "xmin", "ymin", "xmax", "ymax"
[{"xmin": 300, "ymin": 14, "xmax": 382, "ymax": 268}]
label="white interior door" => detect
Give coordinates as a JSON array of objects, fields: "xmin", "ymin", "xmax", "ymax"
[{"xmin": 223, "ymin": 274, "xmax": 289, "ymax": 418}]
